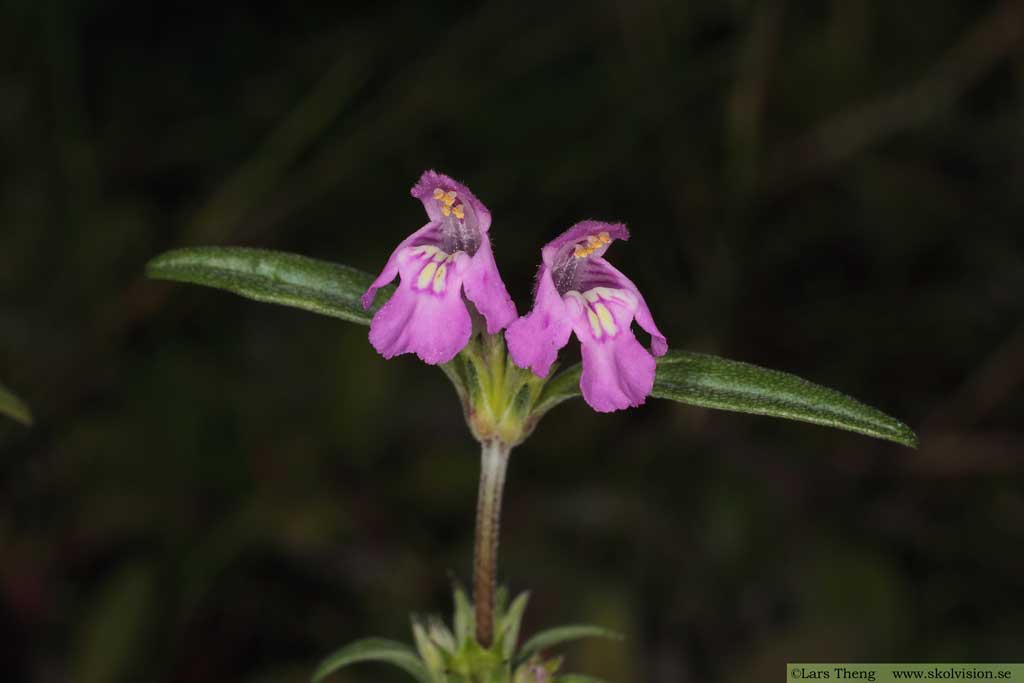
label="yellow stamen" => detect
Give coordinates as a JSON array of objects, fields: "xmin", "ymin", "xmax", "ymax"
[
  {"xmin": 432, "ymin": 264, "xmax": 447, "ymax": 293},
  {"xmin": 433, "ymin": 188, "xmax": 446, "ymax": 200},
  {"xmin": 574, "ymin": 234, "xmax": 612, "ymax": 259},
  {"xmin": 452, "ymin": 204, "xmax": 465, "ymax": 220},
  {"xmin": 441, "ymin": 205, "xmax": 451, "ymax": 216},
  {"xmin": 443, "ymin": 191, "xmax": 458, "ymax": 206},
  {"xmin": 417, "ymin": 262, "xmax": 438, "ymax": 289}
]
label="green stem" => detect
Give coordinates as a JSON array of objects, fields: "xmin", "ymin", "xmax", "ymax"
[{"xmin": 473, "ymin": 438, "xmax": 511, "ymax": 647}]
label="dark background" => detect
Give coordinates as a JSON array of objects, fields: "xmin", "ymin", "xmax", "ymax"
[{"xmin": 2, "ymin": 1, "xmax": 1023, "ymax": 681}]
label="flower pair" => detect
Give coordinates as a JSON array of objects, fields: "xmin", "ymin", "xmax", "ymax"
[{"xmin": 361, "ymin": 171, "xmax": 667, "ymax": 413}]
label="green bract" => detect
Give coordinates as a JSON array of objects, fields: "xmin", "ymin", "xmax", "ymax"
[
  {"xmin": 146, "ymin": 245, "xmax": 917, "ymax": 448},
  {"xmin": 313, "ymin": 587, "xmax": 619, "ymax": 683},
  {"xmin": 0, "ymin": 381, "xmax": 32, "ymax": 426}
]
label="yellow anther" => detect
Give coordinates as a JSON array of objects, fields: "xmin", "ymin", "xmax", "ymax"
[
  {"xmin": 417, "ymin": 262, "xmax": 438, "ymax": 289},
  {"xmin": 433, "ymin": 188, "xmax": 446, "ymax": 200},
  {"xmin": 441, "ymin": 205, "xmax": 452, "ymax": 216},
  {"xmin": 432, "ymin": 264, "xmax": 447, "ymax": 293},
  {"xmin": 443, "ymin": 191, "xmax": 458, "ymax": 206},
  {"xmin": 574, "ymin": 235, "xmax": 611, "ymax": 259},
  {"xmin": 452, "ymin": 204, "xmax": 465, "ymax": 220}
]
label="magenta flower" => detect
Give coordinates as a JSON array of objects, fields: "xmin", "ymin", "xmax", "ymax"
[
  {"xmin": 505, "ymin": 221, "xmax": 667, "ymax": 412},
  {"xmin": 361, "ymin": 171, "xmax": 518, "ymax": 364}
]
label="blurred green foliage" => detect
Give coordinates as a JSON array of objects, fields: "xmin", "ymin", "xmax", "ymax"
[
  {"xmin": 0, "ymin": 381, "xmax": 32, "ymax": 425},
  {"xmin": 1, "ymin": 1, "xmax": 1023, "ymax": 681}
]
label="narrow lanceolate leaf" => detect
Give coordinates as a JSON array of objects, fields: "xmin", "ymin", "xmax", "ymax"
[
  {"xmin": 536, "ymin": 351, "xmax": 917, "ymax": 448},
  {"xmin": 311, "ymin": 638, "xmax": 429, "ymax": 683},
  {"xmin": 0, "ymin": 382, "xmax": 32, "ymax": 426},
  {"xmin": 146, "ymin": 247, "xmax": 392, "ymax": 325},
  {"xmin": 652, "ymin": 351, "xmax": 918, "ymax": 447},
  {"xmin": 515, "ymin": 625, "xmax": 622, "ymax": 667}
]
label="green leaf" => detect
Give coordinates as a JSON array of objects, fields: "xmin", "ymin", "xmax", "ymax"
[
  {"xmin": 499, "ymin": 592, "xmax": 530, "ymax": 661},
  {"xmin": 652, "ymin": 351, "xmax": 918, "ymax": 447},
  {"xmin": 515, "ymin": 625, "xmax": 622, "ymax": 667},
  {"xmin": 453, "ymin": 585, "xmax": 475, "ymax": 646},
  {"xmin": 0, "ymin": 381, "xmax": 32, "ymax": 425},
  {"xmin": 146, "ymin": 247, "xmax": 392, "ymax": 326},
  {"xmin": 411, "ymin": 619, "xmax": 446, "ymax": 675},
  {"xmin": 536, "ymin": 351, "xmax": 918, "ymax": 448},
  {"xmin": 312, "ymin": 638, "xmax": 429, "ymax": 683}
]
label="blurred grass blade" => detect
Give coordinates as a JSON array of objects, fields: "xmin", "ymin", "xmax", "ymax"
[
  {"xmin": 0, "ymin": 381, "xmax": 32, "ymax": 425},
  {"xmin": 535, "ymin": 351, "xmax": 917, "ymax": 448},
  {"xmin": 515, "ymin": 625, "xmax": 622, "ymax": 667},
  {"xmin": 312, "ymin": 638, "xmax": 429, "ymax": 683},
  {"xmin": 653, "ymin": 351, "xmax": 918, "ymax": 447},
  {"xmin": 146, "ymin": 247, "xmax": 392, "ymax": 325},
  {"xmin": 74, "ymin": 564, "xmax": 156, "ymax": 683}
]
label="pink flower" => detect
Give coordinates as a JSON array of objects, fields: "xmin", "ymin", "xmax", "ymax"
[
  {"xmin": 505, "ymin": 221, "xmax": 667, "ymax": 412},
  {"xmin": 361, "ymin": 171, "xmax": 517, "ymax": 364}
]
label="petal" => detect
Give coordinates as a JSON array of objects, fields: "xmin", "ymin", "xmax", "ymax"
[
  {"xmin": 634, "ymin": 296, "xmax": 668, "ymax": 356},
  {"xmin": 367, "ymin": 248, "xmax": 472, "ymax": 365},
  {"xmin": 462, "ymin": 236, "xmax": 517, "ymax": 334},
  {"xmin": 578, "ymin": 331, "xmax": 657, "ymax": 412},
  {"xmin": 565, "ymin": 288, "xmax": 656, "ymax": 412},
  {"xmin": 411, "ymin": 170, "xmax": 492, "ymax": 234},
  {"xmin": 579, "ymin": 257, "xmax": 667, "ymax": 356},
  {"xmin": 505, "ymin": 267, "xmax": 572, "ymax": 378},
  {"xmin": 361, "ymin": 220, "xmax": 443, "ymax": 310}
]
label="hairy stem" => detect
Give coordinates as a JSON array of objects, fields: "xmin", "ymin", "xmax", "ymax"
[{"xmin": 473, "ymin": 438, "xmax": 511, "ymax": 647}]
